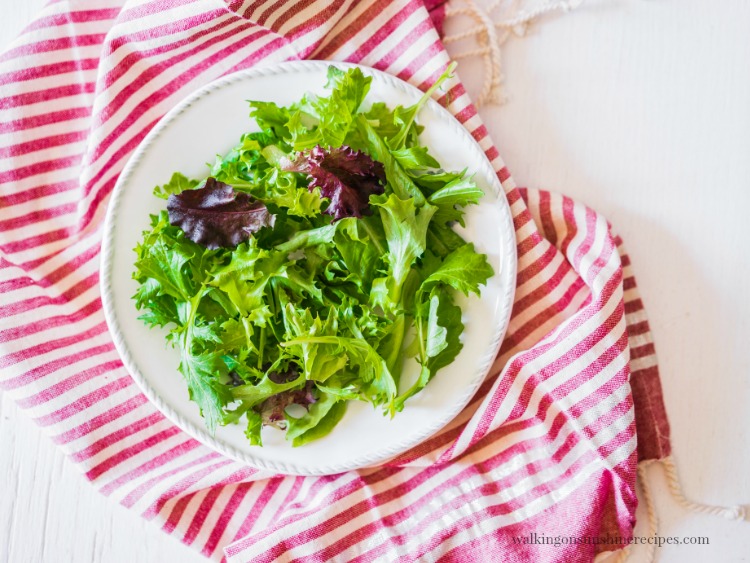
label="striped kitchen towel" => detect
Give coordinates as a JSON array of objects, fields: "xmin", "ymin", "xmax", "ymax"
[{"xmin": 0, "ymin": 0, "xmax": 671, "ymax": 561}]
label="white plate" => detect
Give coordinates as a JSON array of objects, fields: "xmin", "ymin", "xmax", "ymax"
[{"xmin": 100, "ymin": 61, "xmax": 517, "ymax": 476}]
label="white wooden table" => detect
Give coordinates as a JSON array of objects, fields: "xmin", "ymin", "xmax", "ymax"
[{"xmin": 2, "ymin": 1, "xmax": 749, "ymax": 561}]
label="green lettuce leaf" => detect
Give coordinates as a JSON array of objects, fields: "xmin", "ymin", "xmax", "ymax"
[
  {"xmin": 421, "ymin": 243, "xmax": 494, "ymax": 297},
  {"xmin": 395, "ymin": 286, "xmax": 464, "ymax": 411},
  {"xmin": 153, "ymin": 172, "xmax": 200, "ymax": 200},
  {"xmin": 178, "ymin": 348, "xmax": 233, "ymax": 433},
  {"xmin": 371, "ymin": 193, "xmax": 436, "ymax": 291},
  {"xmin": 386, "ymin": 62, "xmax": 456, "ymax": 151},
  {"xmin": 288, "ymin": 400, "xmax": 347, "ymax": 447}
]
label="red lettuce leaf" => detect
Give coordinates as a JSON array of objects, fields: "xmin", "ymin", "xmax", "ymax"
[
  {"xmin": 284, "ymin": 145, "xmax": 385, "ymax": 221},
  {"xmin": 258, "ymin": 380, "xmax": 317, "ymax": 429},
  {"xmin": 167, "ymin": 177, "xmax": 273, "ymax": 249}
]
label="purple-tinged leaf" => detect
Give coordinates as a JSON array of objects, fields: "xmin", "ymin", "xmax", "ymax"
[
  {"xmin": 283, "ymin": 145, "xmax": 385, "ymax": 221},
  {"xmin": 258, "ymin": 380, "xmax": 318, "ymax": 429},
  {"xmin": 167, "ymin": 177, "xmax": 274, "ymax": 249}
]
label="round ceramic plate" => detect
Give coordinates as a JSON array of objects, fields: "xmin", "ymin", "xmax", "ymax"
[{"xmin": 100, "ymin": 61, "xmax": 517, "ymax": 476}]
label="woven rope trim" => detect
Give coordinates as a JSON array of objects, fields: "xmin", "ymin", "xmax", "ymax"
[{"xmin": 444, "ymin": 0, "xmax": 584, "ymax": 105}]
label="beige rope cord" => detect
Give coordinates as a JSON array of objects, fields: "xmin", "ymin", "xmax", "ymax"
[
  {"xmin": 611, "ymin": 456, "xmax": 746, "ymax": 563},
  {"xmin": 659, "ymin": 455, "xmax": 746, "ymax": 521},
  {"xmin": 443, "ymin": 0, "xmax": 584, "ymax": 105}
]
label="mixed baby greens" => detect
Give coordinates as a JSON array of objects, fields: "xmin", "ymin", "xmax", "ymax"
[{"xmin": 132, "ymin": 65, "xmax": 494, "ymax": 447}]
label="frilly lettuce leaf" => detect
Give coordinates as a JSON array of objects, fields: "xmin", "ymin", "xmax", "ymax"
[{"xmin": 283, "ymin": 145, "xmax": 385, "ymax": 221}]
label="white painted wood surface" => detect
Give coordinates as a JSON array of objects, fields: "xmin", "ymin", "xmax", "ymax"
[{"xmin": 2, "ymin": 1, "xmax": 749, "ymax": 562}]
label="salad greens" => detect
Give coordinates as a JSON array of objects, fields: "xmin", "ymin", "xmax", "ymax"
[{"xmin": 133, "ymin": 64, "xmax": 493, "ymax": 447}]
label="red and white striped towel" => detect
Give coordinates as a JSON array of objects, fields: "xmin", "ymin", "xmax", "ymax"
[{"xmin": 0, "ymin": 1, "xmax": 671, "ymax": 561}]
